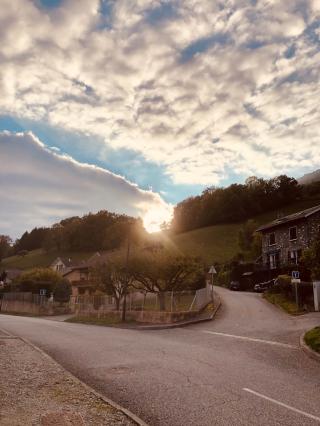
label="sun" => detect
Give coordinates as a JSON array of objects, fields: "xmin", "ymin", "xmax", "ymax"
[{"xmin": 143, "ymin": 205, "xmax": 173, "ymax": 233}]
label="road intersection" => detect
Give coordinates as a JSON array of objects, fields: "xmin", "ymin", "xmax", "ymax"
[{"xmin": 1, "ymin": 287, "xmax": 319, "ymax": 425}]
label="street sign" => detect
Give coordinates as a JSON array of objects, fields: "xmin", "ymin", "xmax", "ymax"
[
  {"xmin": 209, "ymin": 265, "xmax": 217, "ymax": 274},
  {"xmin": 292, "ymin": 271, "xmax": 300, "ymax": 279},
  {"xmin": 291, "ymin": 278, "xmax": 301, "ymax": 284}
]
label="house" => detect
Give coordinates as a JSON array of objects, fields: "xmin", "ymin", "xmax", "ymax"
[
  {"xmin": 256, "ymin": 204, "xmax": 320, "ymax": 269},
  {"xmin": 63, "ymin": 265, "xmax": 92, "ymax": 296},
  {"xmin": 62, "ymin": 252, "xmax": 109, "ymax": 297},
  {"xmin": 50, "ymin": 257, "xmax": 74, "ymax": 274}
]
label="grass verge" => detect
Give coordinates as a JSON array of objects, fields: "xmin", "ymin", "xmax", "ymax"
[
  {"xmin": 65, "ymin": 315, "xmax": 135, "ymax": 327},
  {"xmin": 304, "ymin": 327, "xmax": 320, "ymax": 353},
  {"xmin": 263, "ymin": 292, "xmax": 304, "ymax": 315}
]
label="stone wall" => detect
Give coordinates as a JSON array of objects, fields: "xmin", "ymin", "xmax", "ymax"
[
  {"xmin": 74, "ymin": 306, "xmax": 198, "ymax": 324},
  {"xmin": 0, "ymin": 300, "xmax": 71, "ymax": 316}
]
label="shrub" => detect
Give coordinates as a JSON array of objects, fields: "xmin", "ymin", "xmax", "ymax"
[
  {"xmin": 276, "ymin": 274, "xmax": 292, "ymax": 297},
  {"xmin": 217, "ymin": 270, "xmax": 231, "ymax": 287},
  {"xmin": 16, "ymin": 268, "xmax": 64, "ymax": 296},
  {"xmin": 304, "ymin": 327, "xmax": 320, "ymax": 353}
]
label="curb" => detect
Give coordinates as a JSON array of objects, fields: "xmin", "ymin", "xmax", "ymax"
[
  {"xmin": 0, "ymin": 327, "xmax": 148, "ymax": 426},
  {"xmin": 300, "ymin": 332, "xmax": 320, "ymax": 363},
  {"xmin": 133, "ymin": 291, "xmax": 222, "ymax": 331}
]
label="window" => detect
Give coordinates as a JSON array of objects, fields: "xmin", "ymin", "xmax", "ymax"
[
  {"xmin": 269, "ymin": 232, "xmax": 276, "ymax": 246},
  {"xmin": 269, "ymin": 253, "xmax": 278, "ymax": 269},
  {"xmin": 289, "ymin": 226, "xmax": 297, "ymax": 241},
  {"xmin": 288, "ymin": 249, "xmax": 302, "ymax": 265}
]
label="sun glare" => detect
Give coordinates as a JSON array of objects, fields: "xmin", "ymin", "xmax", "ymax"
[{"xmin": 143, "ymin": 205, "xmax": 173, "ymax": 233}]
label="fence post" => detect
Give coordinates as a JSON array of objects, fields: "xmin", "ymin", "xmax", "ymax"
[{"xmin": 189, "ymin": 293, "xmax": 197, "ymax": 311}]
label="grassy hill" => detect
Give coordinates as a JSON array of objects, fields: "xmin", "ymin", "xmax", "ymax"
[
  {"xmin": 165, "ymin": 196, "xmax": 320, "ymax": 264},
  {"xmin": 0, "ymin": 249, "xmax": 95, "ymax": 271},
  {"xmin": 2, "ymin": 196, "xmax": 320, "ymax": 270}
]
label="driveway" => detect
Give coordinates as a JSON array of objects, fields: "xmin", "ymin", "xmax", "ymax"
[{"xmin": 1, "ymin": 287, "xmax": 320, "ymax": 426}]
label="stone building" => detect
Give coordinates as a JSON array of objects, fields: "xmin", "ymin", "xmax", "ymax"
[{"xmin": 256, "ymin": 204, "xmax": 320, "ymax": 269}]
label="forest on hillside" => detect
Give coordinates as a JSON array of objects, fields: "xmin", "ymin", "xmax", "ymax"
[
  {"xmin": 11, "ymin": 212, "xmax": 144, "ymax": 255},
  {"xmin": 2, "ymin": 175, "xmax": 320, "ymax": 260},
  {"xmin": 171, "ymin": 176, "xmax": 320, "ymax": 233}
]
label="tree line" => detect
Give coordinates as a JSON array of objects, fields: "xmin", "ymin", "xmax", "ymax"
[
  {"xmin": 171, "ymin": 175, "xmax": 320, "ymax": 233},
  {"xmin": 11, "ymin": 211, "xmax": 145, "ymax": 255}
]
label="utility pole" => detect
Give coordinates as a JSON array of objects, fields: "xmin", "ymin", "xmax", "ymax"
[{"xmin": 122, "ymin": 231, "xmax": 131, "ymax": 322}]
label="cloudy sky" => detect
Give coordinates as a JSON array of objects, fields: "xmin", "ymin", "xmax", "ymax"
[{"xmin": 0, "ymin": 0, "xmax": 319, "ymax": 238}]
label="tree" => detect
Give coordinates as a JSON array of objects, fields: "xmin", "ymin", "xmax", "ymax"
[
  {"xmin": 91, "ymin": 260, "xmax": 132, "ymax": 310},
  {"xmin": 302, "ymin": 235, "xmax": 320, "ymax": 280},
  {"xmin": 130, "ymin": 252, "xmax": 204, "ymax": 311},
  {"xmin": 16, "ymin": 268, "xmax": 63, "ymax": 294},
  {"xmin": 238, "ymin": 220, "xmax": 258, "ymax": 252},
  {"xmin": 0, "ymin": 235, "xmax": 12, "ymax": 262},
  {"xmin": 53, "ymin": 279, "xmax": 71, "ymax": 303}
]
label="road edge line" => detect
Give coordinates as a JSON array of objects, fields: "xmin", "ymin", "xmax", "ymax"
[
  {"xmin": 300, "ymin": 332, "xmax": 320, "ymax": 363},
  {"xmin": 4, "ymin": 331, "xmax": 148, "ymax": 426},
  {"xmin": 243, "ymin": 388, "xmax": 320, "ymax": 422}
]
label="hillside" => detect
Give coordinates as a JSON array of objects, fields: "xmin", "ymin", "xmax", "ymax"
[
  {"xmin": 0, "ymin": 249, "xmax": 95, "ymax": 271},
  {"xmin": 2, "ymin": 197, "xmax": 320, "ymax": 270},
  {"xmin": 166, "ymin": 196, "xmax": 320, "ymax": 264},
  {"xmin": 298, "ymin": 169, "xmax": 320, "ymax": 185}
]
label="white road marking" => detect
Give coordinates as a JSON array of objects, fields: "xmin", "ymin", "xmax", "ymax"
[
  {"xmin": 243, "ymin": 388, "xmax": 320, "ymax": 423},
  {"xmin": 202, "ymin": 330, "xmax": 297, "ymax": 349}
]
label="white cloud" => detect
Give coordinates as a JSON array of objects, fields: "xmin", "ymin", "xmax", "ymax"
[
  {"xmin": 0, "ymin": 132, "xmax": 172, "ymax": 238},
  {"xmin": 0, "ymin": 0, "xmax": 319, "ymax": 186}
]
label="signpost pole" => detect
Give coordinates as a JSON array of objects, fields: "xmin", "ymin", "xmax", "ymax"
[{"xmin": 291, "ymin": 271, "xmax": 300, "ymax": 308}]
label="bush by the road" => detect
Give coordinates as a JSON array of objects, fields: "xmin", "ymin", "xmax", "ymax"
[
  {"xmin": 15, "ymin": 268, "xmax": 65, "ymax": 296},
  {"xmin": 263, "ymin": 292, "xmax": 302, "ymax": 315},
  {"xmin": 304, "ymin": 327, "xmax": 320, "ymax": 353}
]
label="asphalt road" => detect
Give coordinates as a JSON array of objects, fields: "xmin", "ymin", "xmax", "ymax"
[{"xmin": 1, "ymin": 287, "xmax": 320, "ymax": 426}]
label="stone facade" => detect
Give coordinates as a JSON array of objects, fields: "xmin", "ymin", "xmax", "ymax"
[{"xmin": 260, "ymin": 210, "xmax": 320, "ymax": 269}]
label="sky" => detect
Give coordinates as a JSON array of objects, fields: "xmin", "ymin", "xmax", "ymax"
[{"xmin": 0, "ymin": 0, "xmax": 320, "ymax": 238}]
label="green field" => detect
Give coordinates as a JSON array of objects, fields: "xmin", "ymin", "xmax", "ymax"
[
  {"xmin": 165, "ymin": 196, "xmax": 320, "ymax": 264},
  {"xmin": 2, "ymin": 196, "xmax": 320, "ymax": 270}
]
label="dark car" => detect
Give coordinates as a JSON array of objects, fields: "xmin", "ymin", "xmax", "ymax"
[
  {"xmin": 254, "ymin": 279, "xmax": 275, "ymax": 293},
  {"xmin": 229, "ymin": 281, "xmax": 241, "ymax": 291}
]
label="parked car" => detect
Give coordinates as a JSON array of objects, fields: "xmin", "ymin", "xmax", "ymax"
[
  {"xmin": 254, "ymin": 279, "xmax": 275, "ymax": 293},
  {"xmin": 229, "ymin": 281, "xmax": 241, "ymax": 291}
]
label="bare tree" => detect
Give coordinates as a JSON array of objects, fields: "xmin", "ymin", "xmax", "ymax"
[
  {"xmin": 130, "ymin": 252, "xmax": 204, "ymax": 311},
  {"xmin": 91, "ymin": 260, "xmax": 133, "ymax": 311}
]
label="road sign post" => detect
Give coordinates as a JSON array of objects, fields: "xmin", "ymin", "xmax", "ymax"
[
  {"xmin": 208, "ymin": 265, "xmax": 217, "ymax": 303},
  {"xmin": 291, "ymin": 272, "xmax": 300, "ymax": 307}
]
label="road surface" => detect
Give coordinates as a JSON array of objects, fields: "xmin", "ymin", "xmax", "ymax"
[{"xmin": 1, "ymin": 287, "xmax": 320, "ymax": 426}]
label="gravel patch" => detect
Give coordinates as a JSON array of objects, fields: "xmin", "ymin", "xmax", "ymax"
[{"xmin": 0, "ymin": 338, "xmax": 135, "ymax": 425}]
